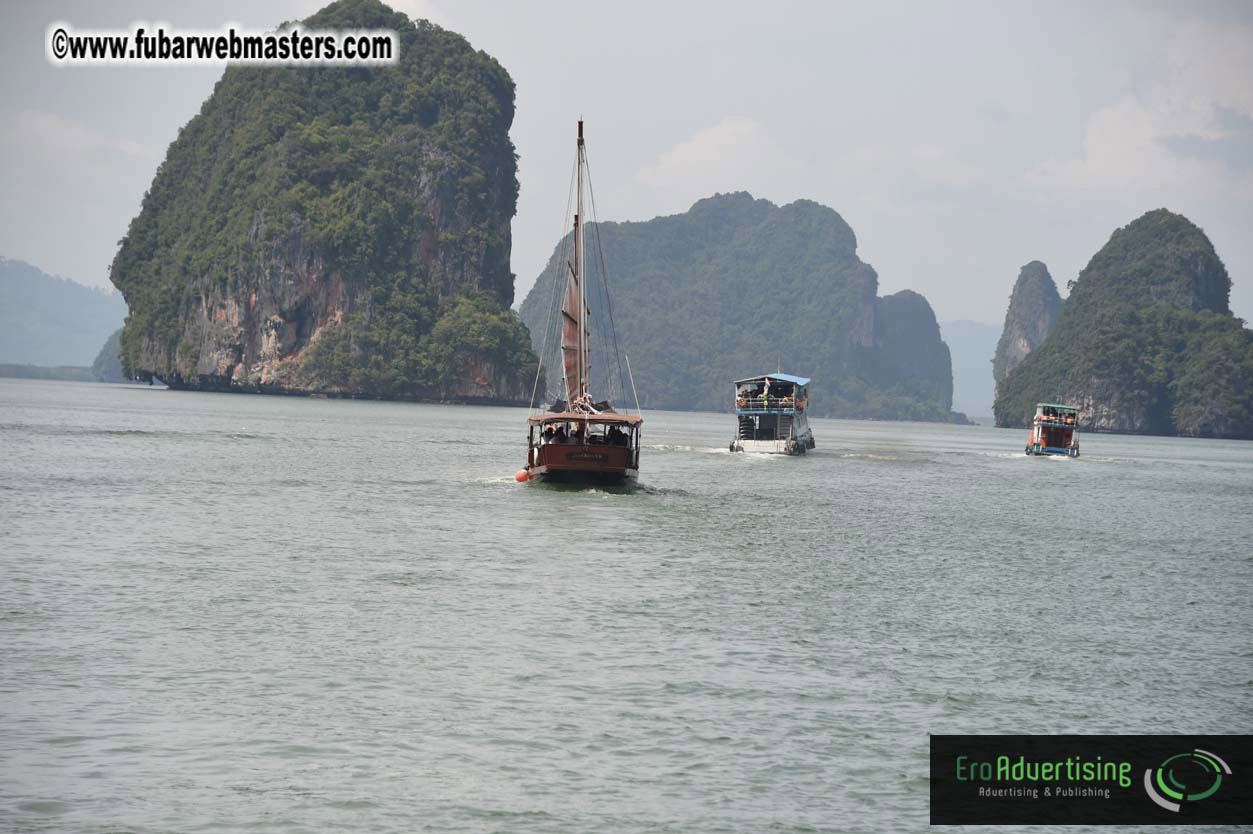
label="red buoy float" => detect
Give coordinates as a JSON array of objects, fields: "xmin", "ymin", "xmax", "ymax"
[{"xmin": 515, "ymin": 469, "xmax": 530, "ymax": 482}]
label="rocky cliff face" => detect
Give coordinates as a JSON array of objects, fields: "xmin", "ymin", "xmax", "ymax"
[
  {"xmin": 994, "ymin": 209, "xmax": 1253, "ymax": 438},
  {"xmin": 991, "ymin": 261, "xmax": 1061, "ymax": 394},
  {"xmin": 518, "ymin": 192, "xmax": 962, "ymax": 421},
  {"xmin": 864, "ymin": 290, "xmax": 954, "ymax": 414},
  {"xmin": 109, "ymin": 0, "xmax": 536, "ymax": 402}
]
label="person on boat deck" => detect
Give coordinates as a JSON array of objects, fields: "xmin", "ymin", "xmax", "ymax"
[
  {"xmin": 542, "ymin": 426, "xmax": 555, "ymax": 443},
  {"xmin": 554, "ymin": 424, "xmax": 568, "ymax": 443}
]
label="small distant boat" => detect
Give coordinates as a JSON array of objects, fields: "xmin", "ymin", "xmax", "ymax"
[
  {"xmin": 521, "ymin": 121, "xmax": 642, "ymax": 485},
  {"xmin": 729, "ymin": 373, "xmax": 815, "ymax": 455},
  {"xmin": 1025, "ymin": 402, "xmax": 1080, "ymax": 457}
]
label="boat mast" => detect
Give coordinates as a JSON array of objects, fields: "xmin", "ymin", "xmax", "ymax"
[
  {"xmin": 557, "ymin": 120, "xmax": 595, "ymax": 411},
  {"xmin": 576, "ymin": 119, "xmax": 588, "ymax": 404}
]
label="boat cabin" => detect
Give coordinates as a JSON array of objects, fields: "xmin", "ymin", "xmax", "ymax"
[
  {"xmin": 1026, "ymin": 402, "xmax": 1080, "ymax": 457},
  {"xmin": 730, "ymin": 373, "xmax": 816, "ymax": 455},
  {"xmin": 526, "ymin": 412, "xmax": 642, "ymax": 482}
]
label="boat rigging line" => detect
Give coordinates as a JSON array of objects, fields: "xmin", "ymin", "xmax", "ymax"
[
  {"xmin": 529, "ymin": 154, "xmax": 578, "ymax": 413},
  {"xmin": 584, "ymin": 152, "xmax": 630, "ymax": 414}
]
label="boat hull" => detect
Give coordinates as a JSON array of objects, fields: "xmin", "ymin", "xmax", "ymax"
[
  {"xmin": 1025, "ymin": 445, "xmax": 1080, "ymax": 458},
  {"xmin": 531, "ymin": 466, "xmax": 638, "ymax": 485},
  {"xmin": 527, "ymin": 442, "xmax": 638, "ymax": 484},
  {"xmin": 731, "ymin": 429, "xmax": 815, "ymax": 455}
]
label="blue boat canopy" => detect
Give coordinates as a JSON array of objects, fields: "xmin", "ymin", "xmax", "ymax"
[{"xmin": 735, "ymin": 373, "xmax": 810, "ymax": 386}]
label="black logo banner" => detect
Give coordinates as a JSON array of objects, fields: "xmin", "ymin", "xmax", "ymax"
[{"xmin": 930, "ymin": 735, "xmax": 1252, "ymax": 825}]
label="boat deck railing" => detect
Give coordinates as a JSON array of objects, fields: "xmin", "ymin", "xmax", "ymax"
[{"xmin": 735, "ymin": 397, "xmax": 803, "ymax": 413}]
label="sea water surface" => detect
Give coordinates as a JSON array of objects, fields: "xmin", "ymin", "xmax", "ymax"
[{"xmin": 1, "ymin": 378, "xmax": 1250, "ymax": 833}]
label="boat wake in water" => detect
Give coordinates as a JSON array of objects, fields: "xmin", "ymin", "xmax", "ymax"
[{"xmin": 646, "ymin": 443, "xmax": 735, "ymax": 454}]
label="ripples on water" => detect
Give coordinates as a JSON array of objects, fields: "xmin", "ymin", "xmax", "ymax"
[{"xmin": 1, "ymin": 379, "xmax": 1250, "ymax": 833}]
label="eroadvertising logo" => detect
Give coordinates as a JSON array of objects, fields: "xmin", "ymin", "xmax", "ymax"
[{"xmin": 930, "ymin": 735, "xmax": 1252, "ymax": 825}]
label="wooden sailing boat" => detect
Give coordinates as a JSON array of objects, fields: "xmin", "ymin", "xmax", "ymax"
[{"xmin": 519, "ymin": 121, "xmax": 642, "ymax": 484}]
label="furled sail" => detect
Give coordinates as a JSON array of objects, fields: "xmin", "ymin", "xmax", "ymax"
[
  {"xmin": 559, "ymin": 237, "xmax": 584, "ymax": 404},
  {"xmin": 556, "ymin": 122, "xmax": 593, "ymax": 408}
]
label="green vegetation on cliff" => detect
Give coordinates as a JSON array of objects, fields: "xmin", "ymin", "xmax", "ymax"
[
  {"xmin": 109, "ymin": 0, "xmax": 536, "ymax": 399},
  {"xmin": 519, "ymin": 192, "xmax": 959, "ymax": 420},
  {"xmin": 994, "ymin": 209, "xmax": 1253, "ymax": 437},
  {"xmin": 303, "ymin": 291, "xmax": 537, "ymax": 393}
]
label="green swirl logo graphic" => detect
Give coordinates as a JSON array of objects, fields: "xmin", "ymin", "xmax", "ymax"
[{"xmin": 1144, "ymin": 749, "xmax": 1231, "ymax": 812}]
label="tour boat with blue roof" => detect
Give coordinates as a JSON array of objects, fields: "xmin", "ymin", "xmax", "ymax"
[
  {"xmin": 730, "ymin": 373, "xmax": 815, "ymax": 455},
  {"xmin": 1025, "ymin": 402, "xmax": 1080, "ymax": 457}
]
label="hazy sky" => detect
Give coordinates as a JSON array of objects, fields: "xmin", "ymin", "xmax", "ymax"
[{"xmin": 2, "ymin": 0, "xmax": 1251, "ymax": 324}]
